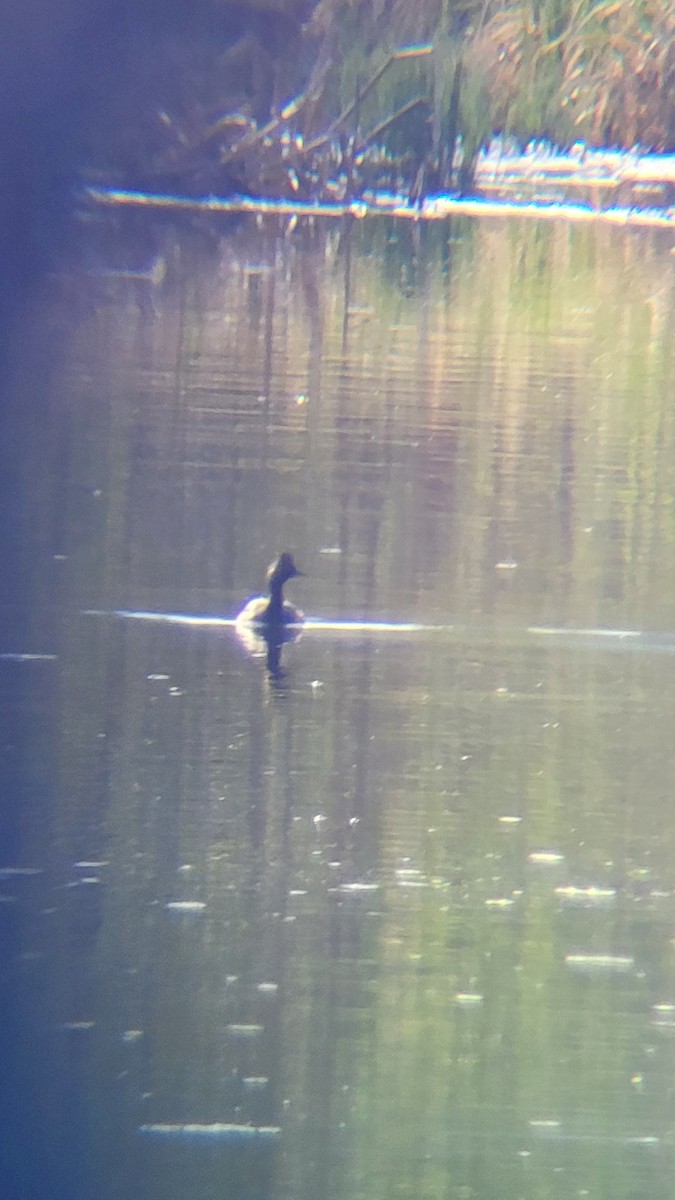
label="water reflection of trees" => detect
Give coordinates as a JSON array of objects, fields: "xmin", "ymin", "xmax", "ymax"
[{"xmin": 26, "ymin": 207, "xmax": 675, "ymax": 1200}]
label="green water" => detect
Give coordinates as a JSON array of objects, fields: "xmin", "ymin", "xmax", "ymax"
[{"xmin": 1, "ymin": 215, "xmax": 674, "ymax": 1200}]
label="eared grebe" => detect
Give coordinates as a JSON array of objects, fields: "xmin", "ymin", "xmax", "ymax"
[{"xmin": 235, "ymin": 552, "xmax": 305, "ymax": 628}]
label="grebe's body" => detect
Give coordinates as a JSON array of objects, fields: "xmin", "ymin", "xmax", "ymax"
[{"xmin": 235, "ymin": 552, "xmax": 304, "ymax": 629}]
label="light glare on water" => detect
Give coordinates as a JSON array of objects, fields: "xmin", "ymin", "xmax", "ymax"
[{"xmin": 2, "ymin": 213, "xmax": 675, "ymax": 1200}]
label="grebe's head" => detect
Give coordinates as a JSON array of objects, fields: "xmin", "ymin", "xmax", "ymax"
[{"xmin": 267, "ymin": 552, "xmax": 303, "ymax": 588}]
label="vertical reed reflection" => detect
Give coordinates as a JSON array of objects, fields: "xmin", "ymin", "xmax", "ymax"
[{"xmin": 3, "ymin": 214, "xmax": 675, "ymax": 1200}]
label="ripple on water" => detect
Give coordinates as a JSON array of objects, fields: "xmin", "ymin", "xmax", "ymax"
[
  {"xmin": 165, "ymin": 900, "xmax": 206, "ymax": 913},
  {"xmin": 565, "ymin": 954, "xmax": 635, "ymax": 974},
  {"xmin": 555, "ymin": 885, "xmax": 617, "ymax": 908},
  {"xmin": 138, "ymin": 1123, "xmax": 281, "ymax": 1140}
]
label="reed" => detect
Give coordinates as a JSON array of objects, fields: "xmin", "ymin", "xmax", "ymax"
[
  {"xmin": 309, "ymin": 0, "xmax": 675, "ymax": 157},
  {"xmin": 78, "ymin": 0, "xmax": 675, "ymax": 204}
]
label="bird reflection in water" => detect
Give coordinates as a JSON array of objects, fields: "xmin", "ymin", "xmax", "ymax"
[{"xmin": 234, "ymin": 552, "xmax": 304, "ymax": 678}]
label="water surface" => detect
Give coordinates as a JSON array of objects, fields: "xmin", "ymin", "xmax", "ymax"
[{"xmin": 2, "ymin": 214, "xmax": 675, "ymax": 1200}]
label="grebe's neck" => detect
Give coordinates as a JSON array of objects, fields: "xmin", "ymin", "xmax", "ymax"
[{"xmin": 266, "ymin": 579, "xmax": 285, "ymax": 618}]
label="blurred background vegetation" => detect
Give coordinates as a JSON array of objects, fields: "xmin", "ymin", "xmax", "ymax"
[
  {"xmin": 1, "ymin": 0, "xmax": 673, "ymax": 326},
  {"xmin": 76, "ymin": 0, "xmax": 675, "ymax": 186},
  {"xmin": 70, "ymin": 0, "xmax": 675, "ymax": 197}
]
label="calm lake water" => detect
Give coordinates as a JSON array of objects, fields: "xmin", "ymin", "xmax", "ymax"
[{"xmin": 2, "ymin": 214, "xmax": 675, "ymax": 1200}]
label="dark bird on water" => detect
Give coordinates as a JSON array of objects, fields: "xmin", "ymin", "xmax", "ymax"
[{"xmin": 235, "ymin": 552, "xmax": 305, "ymax": 629}]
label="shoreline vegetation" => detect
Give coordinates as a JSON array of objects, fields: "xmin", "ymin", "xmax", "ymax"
[
  {"xmin": 0, "ymin": 0, "xmax": 673, "ymax": 325},
  {"xmin": 77, "ymin": 0, "xmax": 675, "ymax": 208},
  {"xmin": 86, "ymin": 143, "xmax": 675, "ymax": 230}
]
